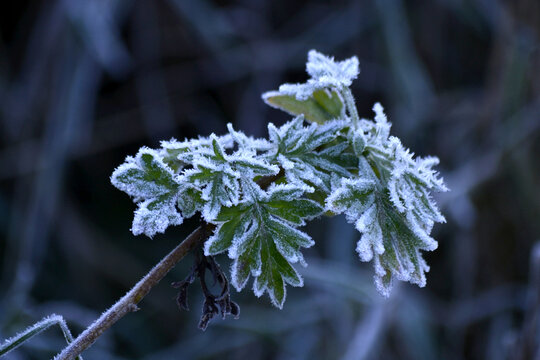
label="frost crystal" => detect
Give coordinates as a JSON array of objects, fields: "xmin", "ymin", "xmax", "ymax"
[{"xmin": 111, "ymin": 49, "xmax": 447, "ymax": 307}]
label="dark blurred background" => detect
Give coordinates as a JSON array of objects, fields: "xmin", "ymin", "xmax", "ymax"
[{"xmin": 1, "ymin": 0, "xmax": 539, "ymax": 359}]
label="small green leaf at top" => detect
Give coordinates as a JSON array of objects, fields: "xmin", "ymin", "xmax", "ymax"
[{"xmin": 263, "ymin": 88, "xmax": 344, "ymax": 124}]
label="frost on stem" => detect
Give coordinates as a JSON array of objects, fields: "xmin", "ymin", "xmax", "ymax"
[
  {"xmin": 0, "ymin": 314, "xmax": 82, "ymax": 360},
  {"xmin": 111, "ymin": 49, "xmax": 447, "ymax": 308}
]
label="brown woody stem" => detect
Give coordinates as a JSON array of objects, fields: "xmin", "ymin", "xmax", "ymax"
[
  {"xmin": 55, "ymin": 171, "xmax": 283, "ymax": 359},
  {"xmin": 54, "ymin": 224, "xmax": 214, "ymax": 360}
]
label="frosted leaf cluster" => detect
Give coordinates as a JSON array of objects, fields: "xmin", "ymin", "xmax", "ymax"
[{"xmin": 111, "ymin": 50, "xmax": 447, "ymax": 306}]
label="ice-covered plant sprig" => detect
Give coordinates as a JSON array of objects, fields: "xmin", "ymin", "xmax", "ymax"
[
  {"xmin": 48, "ymin": 50, "xmax": 447, "ymax": 360},
  {"xmin": 112, "ymin": 49, "xmax": 447, "ymax": 304}
]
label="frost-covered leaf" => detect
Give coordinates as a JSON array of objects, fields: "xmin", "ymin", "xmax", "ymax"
[
  {"xmin": 111, "ymin": 148, "xmax": 183, "ymax": 237},
  {"xmin": 324, "ymin": 102, "xmax": 448, "ymax": 297},
  {"xmin": 273, "ymin": 50, "xmax": 359, "ymax": 101},
  {"xmin": 267, "ymin": 117, "xmax": 356, "ymax": 192},
  {"xmin": 263, "ymin": 88, "xmax": 344, "ymax": 124},
  {"xmin": 204, "ymin": 183, "xmax": 323, "ymax": 308},
  {"xmin": 326, "ymin": 143, "xmax": 446, "ymax": 297},
  {"xmin": 326, "ymin": 177, "xmax": 435, "ymax": 296}
]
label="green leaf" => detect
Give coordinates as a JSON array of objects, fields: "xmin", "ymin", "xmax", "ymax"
[
  {"xmin": 205, "ymin": 184, "xmax": 323, "ymax": 308},
  {"xmin": 263, "ymin": 89, "xmax": 344, "ymax": 124},
  {"xmin": 326, "ymin": 176, "xmax": 437, "ymax": 296},
  {"xmin": 111, "ymin": 149, "xmax": 183, "ymax": 237}
]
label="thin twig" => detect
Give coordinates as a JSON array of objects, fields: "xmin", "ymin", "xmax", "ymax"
[{"xmin": 54, "ymin": 224, "xmax": 213, "ymax": 360}]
